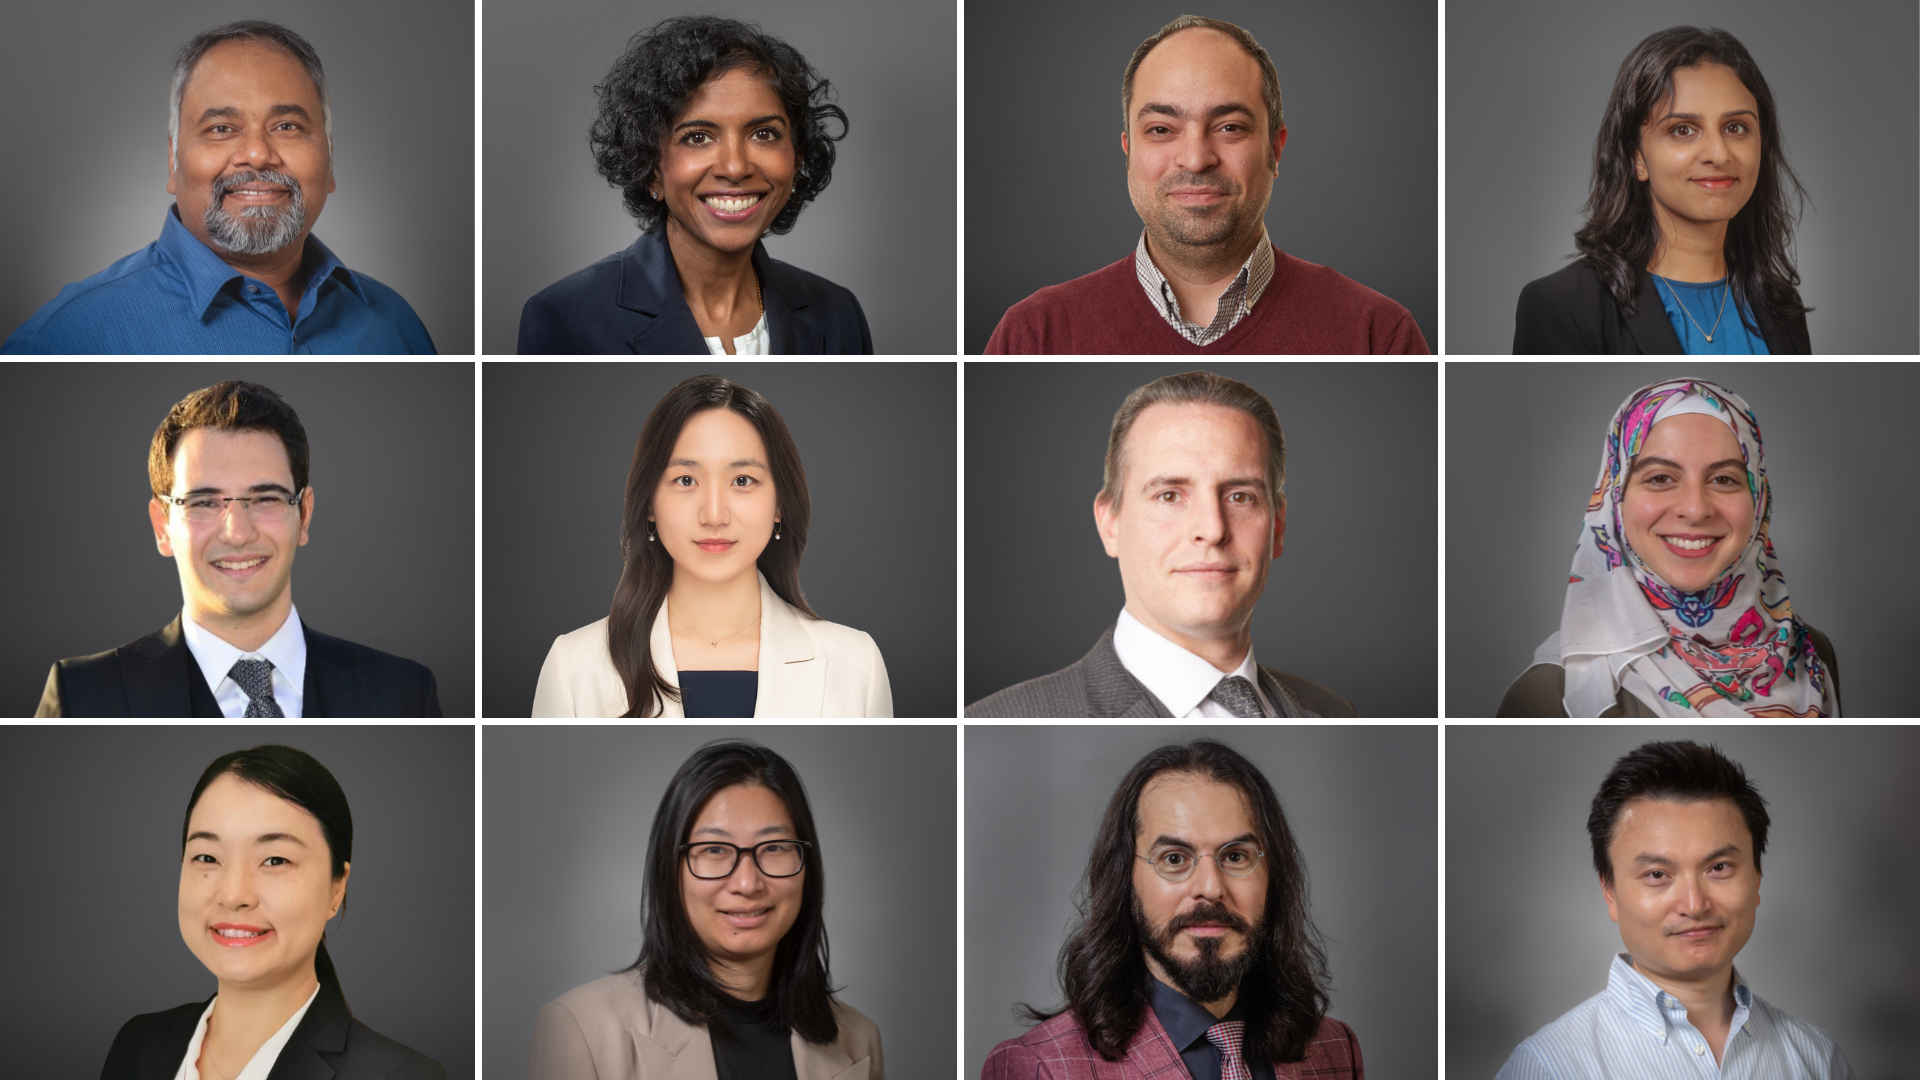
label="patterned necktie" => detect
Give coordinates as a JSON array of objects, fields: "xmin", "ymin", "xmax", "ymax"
[
  {"xmin": 1206, "ymin": 1020, "xmax": 1252, "ymax": 1080},
  {"xmin": 228, "ymin": 658, "xmax": 284, "ymax": 718},
  {"xmin": 1210, "ymin": 675, "xmax": 1263, "ymax": 717}
]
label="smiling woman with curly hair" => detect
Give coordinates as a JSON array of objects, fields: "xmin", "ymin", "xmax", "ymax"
[{"xmin": 517, "ymin": 17, "xmax": 869, "ymax": 354}]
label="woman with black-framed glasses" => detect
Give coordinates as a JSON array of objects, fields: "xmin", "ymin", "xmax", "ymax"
[{"xmin": 525, "ymin": 740, "xmax": 884, "ymax": 1079}]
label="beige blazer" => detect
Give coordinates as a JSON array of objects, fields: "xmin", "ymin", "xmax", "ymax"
[
  {"xmin": 527, "ymin": 971, "xmax": 883, "ymax": 1080},
  {"xmin": 531, "ymin": 572, "xmax": 892, "ymax": 718}
]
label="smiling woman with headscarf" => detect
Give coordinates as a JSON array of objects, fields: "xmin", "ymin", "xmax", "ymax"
[{"xmin": 1499, "ymin": 377, "xmax": 1839, "ymax": 717}]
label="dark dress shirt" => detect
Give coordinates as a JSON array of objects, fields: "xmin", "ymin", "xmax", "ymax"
[
  {"xmin": 516, "ymin": 226, "xmax": 873, "ymax": 354},
  {"xmin": 3, "ymin": 208, "xmax": 435, "ymax": 354},
  {"xmin": 1512, "ymin": 258, "xmax": 1810, "ymax": 354},
  {"xmin": 1148, "ymin": 976, "xmax": 1277, "ymax": 1080},
  {"xmin": 680, "ymin": 670, "xmax": 759, "ymax": 718},
  {"xmin": 712, "ymin": 993, "xmax": 801, "ymax": 1080}
]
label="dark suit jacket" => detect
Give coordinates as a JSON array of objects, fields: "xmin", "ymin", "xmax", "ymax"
[
  {"xmin": 964, "ymin": 626, "xmax": 1357, "ymax": 718},
  {"xmin": 516, "ymin": 227, "xmax": 874, "ymax": 354},
  {"xmin": 99, "ymin": 981, "xmax": 446, "ymax": 1080},
  {"xmin": 36, "ymin": 616, "xmax": 443, "ymax": 718},
  {"xmin": 982, "ymin": 1006, "xmax": 1363, "ymax": 1080},
  {"xmin": 1512, "ymin": 259, "xmax": 1811, "ymax": 354}
]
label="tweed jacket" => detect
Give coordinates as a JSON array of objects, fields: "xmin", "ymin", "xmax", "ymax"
[
  {"xmin": 965, "ymin": 626, "xmax": 1356, "ymax": 718},
  {"xmin": 527, "ymin": 970, "xmax": 883, "ymax": 1080},
  {"xmin": 981, "ymin": 1007, "xmax": 1363, "ymax": 1080}
]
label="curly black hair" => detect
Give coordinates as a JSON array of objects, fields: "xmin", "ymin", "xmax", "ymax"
[{"xmin": 590, "ymin": 16, "xmax": 848, "ymax": 235}]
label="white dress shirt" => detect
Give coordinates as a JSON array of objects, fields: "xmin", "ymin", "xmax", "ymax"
[
  {"xmin": 1112, "ymin": 608, "xmax": 1277, "ymax": 717},
  {"xmin": 172, "ymin": 985, "xmax": 321, "ymax": 1080},
  {"xmin": 181, "ymin": 605, "xmax": 307, "ymax": 718},
  {"xmin": 703, "ymin": 311, "xmax": 769, "ymax": 356}
]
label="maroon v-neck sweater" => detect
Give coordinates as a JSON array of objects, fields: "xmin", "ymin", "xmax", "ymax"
[{"xmin": 984, "ymin": 245, "xmax": 1428, "ymax": 354}]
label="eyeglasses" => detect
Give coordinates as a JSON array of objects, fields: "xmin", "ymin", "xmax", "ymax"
[
  {"xmin": 1136, "ymin": 841, "xmax": 1265, "ymax": 882},
  {"xmin": 161, "ymin": 489, "xmax": 305, "ymax": 524},
  {"xmin": 681, "ymin": 839, "xmax": 811, "ymax": 879}
]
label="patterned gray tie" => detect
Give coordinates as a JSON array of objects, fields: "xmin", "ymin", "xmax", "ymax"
[
  {"xmin": 228, "ymin": 658, "xmax": 284, "ymax": 718},
  {"xmin": 1210, "ymin": 675, "xmax": 1263, "ymax": 718}
]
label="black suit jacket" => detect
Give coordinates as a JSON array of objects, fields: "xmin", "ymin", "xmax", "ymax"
[
  {"xmin": 516, "ymin": 226, "xmax": 874, "ymax": 354},
  {"xmin": 1512, "ymin": 258, "xmax": 1811, "ymax": 354},
  {"xmin": 99, "ymin": 981, "xmax": 446, "ymax": 1080},
  {"xmin": 36, "ymin": 616, "xmax": 442, "ymax": 718}
]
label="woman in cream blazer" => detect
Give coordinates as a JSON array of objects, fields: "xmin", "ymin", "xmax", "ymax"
[{"xmin": 531, "ymin": 373, "xmax": 892, "ymax": 718}]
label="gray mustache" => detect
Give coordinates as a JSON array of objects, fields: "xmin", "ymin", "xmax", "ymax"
[{"xmin": 212, "ymin": 170, "xmax": 303, "ymax": 204}]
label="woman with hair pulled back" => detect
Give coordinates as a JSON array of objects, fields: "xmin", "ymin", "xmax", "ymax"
[
  {"xmin": 1514, "ymin": 27, "xmax": 1812, "ymax": 354},
  {"xmin": 532, "ymin": 373, "xmax": 892, "ymax": 717},
  {"xmin": 99, "ymin": 745, "xmax": 445, "ymax": 1079}
]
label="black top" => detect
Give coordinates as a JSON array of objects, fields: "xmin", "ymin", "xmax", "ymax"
[
  {"xmin": 712, "ymin": 993, "xmax": 799, "ymax": 1080},
  {"xmin": 1148, "ymin": 975, "xmax": 1277, "ymax": 1080},
  {"xmin": 1512, "ymin": 258, "xmax": 1811, "ymax": 354},
  {"xmin": 680, "ymin": 670, "xmax": 759, "ymax": 718}
]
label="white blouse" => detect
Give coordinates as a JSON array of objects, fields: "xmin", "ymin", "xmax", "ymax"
[
  {"xmin": 703, "ymin": 310, "xmax": 769, "ymax": 355},
  {"xmin": 173, "ymin": 985, "xmax": 320, "ymax": 1080}
]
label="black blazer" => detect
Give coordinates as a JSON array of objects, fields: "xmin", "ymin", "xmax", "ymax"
[
  {"xmin": 100, "ymin": 981, "xmax": 446, "ymax": 1080},
  {"xmin": 35, "ymin": 616, "xmax": 443, "ymax": 718},
  {"xmin": 1513, "ymin": 258, "xmax": 1811, "ymax": 354},
  {"xmin": 517, "ymin": 227, "xmax": 874, "ymax": 354}
]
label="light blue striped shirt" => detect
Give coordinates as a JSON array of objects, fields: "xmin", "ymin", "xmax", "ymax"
[{"xmin": 1496, "ymin": 954, "xmax": 1853, "ymax": 1080}]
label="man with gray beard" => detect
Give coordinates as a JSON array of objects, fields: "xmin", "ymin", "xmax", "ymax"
[{"xmin": 3, "ymin": 21, "xmax": 434, "ymax": 354}]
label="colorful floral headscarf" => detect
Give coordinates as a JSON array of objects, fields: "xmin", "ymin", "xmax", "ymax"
[{"xmin": 1538, "ymin": 377, "xmax": 1835, "ymax": 717}]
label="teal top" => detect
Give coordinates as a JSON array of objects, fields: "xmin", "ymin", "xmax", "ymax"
[{"xmin": 1651, "ymin": 275, "xmax": 1770, "ymax": 355}]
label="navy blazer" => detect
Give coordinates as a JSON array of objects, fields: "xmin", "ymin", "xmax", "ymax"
[
  {"xmin": 1513, "ymin": 258, "xmax": 1812, "ymax": 354},
  {"xmin": 99, "ymin": 981, "xmax": 447, "ymax": 1080},
  {"xmin": 35, "ymin": 615, "xmax": 443, "ymax": 718},
  {"xmin": 517, "ymin": 227, "xmax": 873, "ymax": 354}
]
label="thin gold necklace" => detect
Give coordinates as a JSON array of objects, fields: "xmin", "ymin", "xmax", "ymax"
[
  {"xmin": 673, "ymin": 611, "xmax": 761, "ymax": 648},
  {"xmin": 1655, "ymin": 274, "xmax": 1730, "ymax": 344}
]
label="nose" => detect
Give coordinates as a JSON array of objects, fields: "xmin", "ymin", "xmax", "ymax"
[
  {"xmin": 725, "ymin": 851, "xmax": 769, "ymax": 894},
  {"xmin": 1674, "ymin": 871, "xmax": 1709, "ymax": 917},
  {"xmin": 699, "ymin": 483, "xmax": 727, "ymax": 525},
  {"xmin": 232, "ymin": 125, "xmax": 283, "ymax": 173},
  {"xmin": 218, "ymin": 500, "xmax": 262, "ymax": 543},
  {"xmin": 1186, "ymin": 854, "xmax": 1227, "ymax": 901},
  {"xmin": 1699, "ymin": 125, "xmax": 1731, "ymax": 166},
  {"xmin": 1191, "ymin": 494, "xmax": 1229, "ymax": 545},
  {"xmin": 714, "ymin": 131, "xmax": 752, "ymax": 182},
  {"xmin": 1675, "ymin": 478, "xmax": 1715, "ymax": 523},
  {"xmin": 1176, "ymin": 125, "xmax": 1222, "ymax": 176},
  {"xmin": 216, "ymin": 862, "xmax": 257, "ymax": 910}
]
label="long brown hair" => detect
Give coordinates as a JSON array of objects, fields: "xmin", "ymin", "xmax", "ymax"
[{"xmin": 609, "ymin": 374, "xmax": 816, "ymax": 717}]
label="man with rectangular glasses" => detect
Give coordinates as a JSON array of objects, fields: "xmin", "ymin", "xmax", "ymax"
[{"xmin": 35, "ymin": 380, "xmax": 441, "ymax": 716}]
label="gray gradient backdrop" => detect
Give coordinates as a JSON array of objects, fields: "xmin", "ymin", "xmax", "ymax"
[
  {"xmin": 1447, "ymin": 725, "xmax": 1920, "ymax": 1080},
  {"xmin": 483, "ymin": 724, "xmax": 956, "ymax": 1080},
  {"xmin": 1445, "ymin": 361, "xmax": 1920, "ymax": 719},
  {"xmin": 0, "ymin": 725, "xmax": 475, "ymax": 1079},
  {"xmin": 482, "ymin": 361, "xmax": 956, "ymax": 718},
  {"xmin": 483, "ymin": 0, "xmax": 956, "ymax": 355},
  {"xmin": 964, "ymin": 0, "xmax": 1438, "ymax": 355},
  {"xmin": 965, "ymin": 725, "xmax": 1438, "ymax": 1078},
  {"xmin": 0, "ymin": 362, "xmax": 475, "ymax": 719},
  {"xmin": 964, "ymin": 362, "xmax": 1438, "ymax": 718},
  {"xmin": 1447, "ymin": 0, "xmax": 1920, "ymax": 355},
  {"xmin": 0, "ymin": 1, "xmax": 475, "ymax": 354}
]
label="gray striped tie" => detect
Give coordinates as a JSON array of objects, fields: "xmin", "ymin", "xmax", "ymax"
[
  {"xmin": 1210, "ymin": 675, "xmax": 1263, "ymax": 718},
  {"xmin": 228, "ymin": 658, "xmax": 284, "ymax": 718}
]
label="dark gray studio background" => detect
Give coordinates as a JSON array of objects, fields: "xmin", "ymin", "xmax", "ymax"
[
  {"xmin": 964, "ymin": 0, "xmax": 1437, "ymax": 355},
  {"xmin": 483, "ymin": 0, "xmax": 956, "ymax": 354},
  {"xmin": 1445, "ymin": 362, "xmax": 1918, "ymax": 719},
  {"xmin": 0, "ymin": 725, "xmax": 474, "ymax": 1078},
  {"xmin": 966, "ymin": 726, "xmax": 1437, "ymax": 1077},
  {"xmin": 0, "ymin": 363, "xmax": 475, "ymax": 718},
  {"xmin": 965, "ymin": 362, "xmax": 1437, "ymax": 717},
  {"xmin": 1447, "ymin": 1, "xmax": 1919, "ymax": 354},
  {"xmin": 1448, "ymin": 726, "xmax": 1920, "ymax": 1080},
  {"xmin": 0, "ymin": 1, "xmax": 475, "ymax": 353},
  {"xmin": 482, "ymin": 362, "xmax": 955, "ymax": 717},
  {"xmin": 483, "ymin": 725, "xmax": 956, "ymax": 1078}
]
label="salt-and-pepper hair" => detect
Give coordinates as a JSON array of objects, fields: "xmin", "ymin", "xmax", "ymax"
[
  {"xmin": 1098, "ymin": 371, "xmax": 1287, "ymax": 512},
  {"xmin": 1121, "ymin": 15, "xmax": 1285, "ymax": 138},
  {"xmin": 169, "ymin": 21, "xmax": 333, "ymax": 172}
]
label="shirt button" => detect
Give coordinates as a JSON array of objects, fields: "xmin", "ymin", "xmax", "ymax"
[
  {"xmin": 1693, "ymin": 1045, "xmax": 1704, "ymax": 1055},
  {"xmin": 248, "ymin": 285, "xmax": 259, "ymax": 293}
]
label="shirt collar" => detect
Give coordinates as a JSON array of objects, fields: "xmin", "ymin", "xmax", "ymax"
[
  {"xmin": 1146, "ymin": 974, "xmax": 1242, "ymax": 1053},
  {"xmin": 1133, "ymin": 227, "xmax": 1276, "ymax": 310},
  {"xmin": 175, "ymin": 984, "xmax": 320, "ymax": 1080},
  {"xmin": 1113, "ymin": 607, "xmax": 1266, "ymax": 716},
  {"xmin": 1605, "ymin": 952, "xmax": 1754, "ymax": 1045},
  {"xmin": 180, "ymin": 604, "xmax": 307, "ymax": 703},
  {"xmin": 155, "ymin": 206, "xmax": 366, "ymax": 320}
]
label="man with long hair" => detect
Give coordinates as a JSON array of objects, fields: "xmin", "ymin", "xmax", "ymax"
[{"xmin": 982, "ymin": 740, "xmax": 1361, "ymax": 1079}]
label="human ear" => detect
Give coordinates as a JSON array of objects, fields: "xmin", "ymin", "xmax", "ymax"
[
  {"xmin": 150, "ymin": 498, "xmax": 174, "ymax": 557},
  {"xmin": 296, "ymin": 487, "xmax": 314, "ymax": 547},
  {"xmin": 1600, "ymin": 874, "xmax": 1620, "ymax": 924},
  {"xmin": 1270, "ymin": 127, "xmax": 1288, "ymax": 175},
  {"xmin": 1094, "ymin": 493, "xmax": 1122, "ymax": 559},
  {"xmin": 1120, "ymin": 131, "xmax": 1130, "ymax": 160},
  {"xmin": 1271, "ymin": 499, "xmax": 1287, "ymax": 558}
]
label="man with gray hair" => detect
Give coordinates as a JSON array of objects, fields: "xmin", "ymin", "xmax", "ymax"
[
  {"xmin": 3, "ymin": 20, "xmax": 433, "ymax": 354},
  {"xmin": 967, "ymin": 371, "xmax": 1354, "ymax": 717}
]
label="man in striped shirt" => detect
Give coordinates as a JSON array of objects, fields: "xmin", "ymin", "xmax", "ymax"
[{"xmin": 1496, "ymin": 741, "xmax": 1853, "ymax": 1080}]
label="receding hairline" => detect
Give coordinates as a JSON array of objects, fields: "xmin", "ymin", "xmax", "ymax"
[
  {"xmin": 178, "ymin": 36, "xmax": 326, "ymax": 110},
  {"xmin": 1106, "ymin": 400, "xmax": 1280, "ymax": 503}
]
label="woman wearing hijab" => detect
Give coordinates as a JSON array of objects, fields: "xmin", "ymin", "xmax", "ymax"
[
  {"xmin": 1512, "ymin": 26, "xmax": 1811, "ymax": 354},
  {"xmin": 1500, "ymin": 377, "xmax": 1839, "ymax": 717}
]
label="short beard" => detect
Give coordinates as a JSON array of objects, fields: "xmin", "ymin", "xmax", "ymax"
[
  {"xmin": 1137, "ymin": 895, "xmax": 1263, "ymax": 1004},
  {"xmin": 204, "ymin": 169, "xmax": 307, "ymax": 256}
]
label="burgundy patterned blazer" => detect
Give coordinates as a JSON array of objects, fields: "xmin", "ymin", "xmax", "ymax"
[{"xmin": 981, "ymin": 1007, "xmax": 1363, "ymax": 1080}]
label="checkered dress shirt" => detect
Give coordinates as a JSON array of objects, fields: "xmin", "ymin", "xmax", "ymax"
[{"xmin": 1132, "ymin": 227, "xmax": 1276, "ymax": 346}]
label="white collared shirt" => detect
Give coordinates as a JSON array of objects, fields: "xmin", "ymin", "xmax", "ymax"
[
  {"xmin": 703, "ymin": 311, "xmax": 770, "ymax": 356},
  {"xmin": 1112, "ymin": 608, "xmax": 1277, "ymax": 718},
  {"xmin": 181, "ymin": 605, "xmax": 307, "ymax": 718},
  {"xmin": 172, "ymin": 984, "xmax": 321, "ymax": 1080}
]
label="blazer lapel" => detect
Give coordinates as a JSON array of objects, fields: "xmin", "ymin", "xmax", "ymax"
[
  {"xmin": 646, "ymin": 602, "xmax": 688, "ymax": 718},
  {"xmin": 792, "ymin": 1029, "xmax": 864, "ymax": 1080},
  {"xmin": 1622, "ymin": 274, "xmax": 1684, "ymax": 354},
  {"xmin": 1123, "ymin": 1009, "xmax": 1193, "ymax": 1079},
  {"xmin": 619, "ymin": 229, "xmax": 713, "ymax": 354},
  {"xmin": 756, "ymin": 243, "xmax": 824, "ymax": 355},
  {"xmin": 122, "ymin": 616, "xmax": 203, "ymax": 718},
  {"xmin": 1083, "ymin": 627, "xmax": 1173, "ymax": 718},
  {"xmin": 634, "ymin": 998, "xmax": 720, "ymax": 1080},
  {"xmin": 132, "ymin": 999, "xmax": 210, "ymax": 1080},
  {"xmin": 757, "ymin": 572, "xmax": 822, "ymax": 717},
  {"xmin": 265, "ymin": 982, "xmax": 349, "ymax": 1080}
]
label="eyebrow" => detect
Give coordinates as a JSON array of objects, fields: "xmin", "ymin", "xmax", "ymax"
[
  {"xmin": 668, "ymin": 457, "xmax": 768, "ymax": 470},
  {"xmin": 674, "ymin": 113, "xmax": 788, "ymax": 133},
  {"xmin": 196, "ymin": 104, "xmax": 313, "ymax": 124},
  {"xmin": 1633, "ymin": 844, "xmax": 1741, "ymax": 867},
  {"xmin": 690, "ymin": 824, "xmax": 792, "ymax": 839},
  {"xmin": 1628, "ymin": 456, "xmax": 1746, "ymax": 477},
  {"xmin": 177, "ymin": 483, "xmax": 297, "ymax": 498},
  {"xmin": 1655, "ymin": 108, "xmax": 1757, "ymax": 125},
  {"xmin": 1136, "ymin": 101, "xmax": 1258, "ymax": 124},
  {"xmin": 1138, "ymin": 474, "xmax": 1268, "ymax": 492},
  {"xmin": 185, "ymin": 831, "xmax": 308, "ymax": 846},
  {"xmin": 1145, "ymin": 831, "xmax": 1259, "ymax": 850}
]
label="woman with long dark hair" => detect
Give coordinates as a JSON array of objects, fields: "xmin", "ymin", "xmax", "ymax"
[
  {"xmin": 527, "ymin": 740, "xmax": 884, "ymax": 1079},
  {"xmin": 532, "ymin": 373, "xmax": 891, "ymax": 717},
  {"xmin": 518, "ymin": 16, "xmax": 870, "ymax": 354},
  {"xmin": 1514, "ymin": 26, "xmax": 1811, "ymax": 354},
  {"xmin": 100, "ymin": 745, "xmax": 445, "ymax": 1079}
]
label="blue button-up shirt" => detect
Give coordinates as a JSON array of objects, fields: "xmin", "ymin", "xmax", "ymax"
[
  {"xmin": 1497, "ymin": 954, "xmax": 1854, "ymax": 1080},
  {"xmin": 3, "ymin": 208, "xmax": 435, "ymax": 354}
]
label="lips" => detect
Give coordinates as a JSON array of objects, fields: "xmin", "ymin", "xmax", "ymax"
[
  {"xmin": 1657, "ymin": 534, "xmax": 1722, "ymax": 559},
  {"xmin": 700, "ymin": 192, "xmax": 765, "ymax": 222},
  {"xmin": 694, "ymin": 538, "xmax": 737, "ymax": 554},
  {"xmin": 211, "ymin": 555, "xmax": 269, "ymax": 577},
  {"xmin": 1175, "ymin": 564, "xmax": 1238, "ymax": 580},
  {"xmin": 209, "ymin": 923, "xmax": 274, "ymax": 948},
  {"xmin": 719, "ymin": 907, "xmax": 772, "ymax": 929},
  {"xmin": 1692, "ymin": 176, "xmax": 1737, "ymax": 191},
  {"xmin": 1671, "ymin": 924, "xmax": 1722, "ymax": 940}
]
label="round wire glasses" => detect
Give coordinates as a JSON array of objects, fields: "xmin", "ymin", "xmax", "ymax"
[
  {"xmin": 680, "ymin": 839, "xmax": 812, "ymax": 879},
  {"xmin": 1136, "ymin": 841, "xmax": 1265, "ymax": 882}
]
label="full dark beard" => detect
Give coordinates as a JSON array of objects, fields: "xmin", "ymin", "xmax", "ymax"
[{"xmin": 1137, "ymin": 896, "xmax": 1262, "ymax": 1004}]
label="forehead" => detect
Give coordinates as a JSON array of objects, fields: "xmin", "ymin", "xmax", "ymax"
[
  {"xmin": 1638, "ymin": 412, "xmax": 1741, "ymax": 462},
  {"xmin": 170, "ymin": 428, "xmax": 295, "ymax": 491},
  {"xmin": 670, "ymin": 408, "xmax": 770, "ymax": 460},
  {"xmin": 677, "ymin": 67, "xmax": 788, "ymax": 123},
  {"xmin": 1652, "ymin": 62, "xmax": 1757, "ymax": 119},
  {"xmin": 187, "ymin": 772, "xmax": 323, "ymax": 840},
  {"xmin": 1136, "ymin": 773, "xmax": 1256, "ymax": 839},
  {"xmin": 1610, "ymin": 796, "xmax": 1752, "ymax": 853},
  {"xmin": 181, "ymin": 39, "xmax": 322, "ymax": 111},
  {"xmin": 690, "ymin": 783, "xmax": 794, "ymax": 831},
  {"xmin": 1132, "ymin": 29, "xmax": 1266, "ymax": 115},
  {"xmin": 1123, "ymin": 402, "xmax": 1267, "ymax": 481}
]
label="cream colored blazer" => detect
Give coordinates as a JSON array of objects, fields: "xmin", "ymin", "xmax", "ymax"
[
  {"xmin": 531, "ymin": 572, "xmax": 892, "ymax": 718},
  {"xmin": 527, "ymin": 970, "xmax": 883, "ymax": 1080}
]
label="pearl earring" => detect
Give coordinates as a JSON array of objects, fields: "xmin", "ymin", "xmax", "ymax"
[
  {"xmin": 774, "ymin": 522, "xmax": 782, "ymax": 540},
  {"xmin": 647, "ymin": 524, "xmax": 656, "ymax": 542}
]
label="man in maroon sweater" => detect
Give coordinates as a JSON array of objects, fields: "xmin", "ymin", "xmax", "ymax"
[{"xmin": 984, "ymin": 16, "xmax": 1427, "ymax": 355}]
